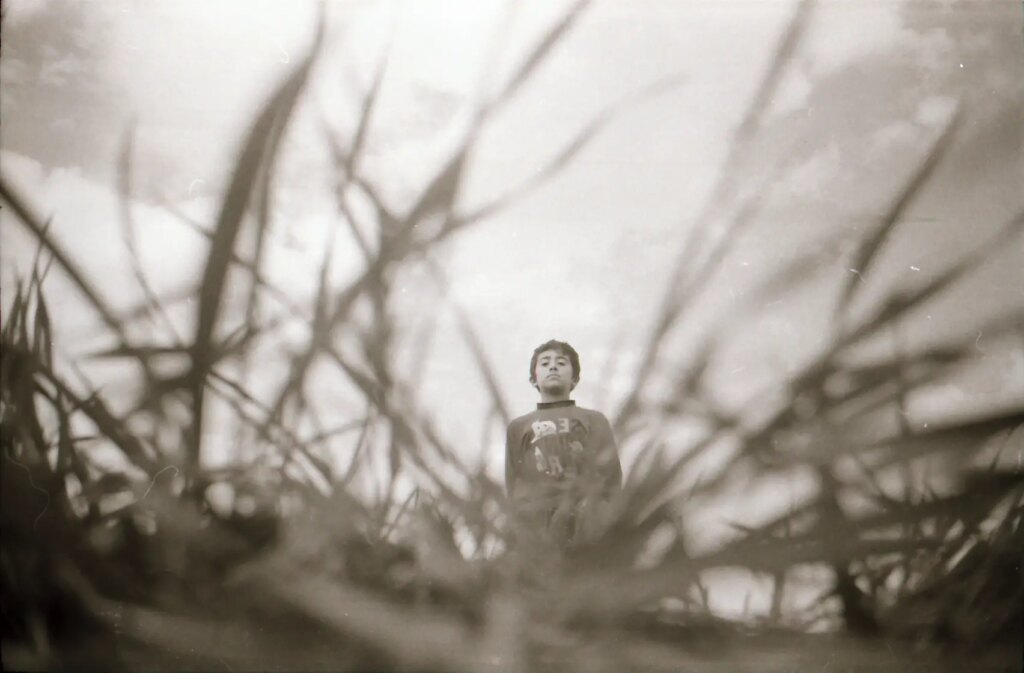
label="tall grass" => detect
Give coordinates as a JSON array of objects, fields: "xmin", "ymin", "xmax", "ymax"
[{"xmin": 2, "ymin": 2, "xmax": 1022, "ymax": 672}]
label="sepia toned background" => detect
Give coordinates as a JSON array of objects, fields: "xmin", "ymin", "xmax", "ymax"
[{"xmin": 2, "ymin": 1, "xmax": 1022, "ymax": 670}]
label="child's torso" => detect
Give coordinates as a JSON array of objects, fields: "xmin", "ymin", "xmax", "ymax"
[{"xmin": 510, "ymin": 406, "xmax": 600, "ymax": 485}]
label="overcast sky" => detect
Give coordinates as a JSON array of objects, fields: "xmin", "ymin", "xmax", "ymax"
[{"xmin": 2, "ymin": 0, "xmax": 1022, "ymax": 479}]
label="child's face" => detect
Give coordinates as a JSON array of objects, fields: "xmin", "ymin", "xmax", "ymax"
[{"xmin": 533, "ymin": 349, "xmax": 576, "ymax": 394}]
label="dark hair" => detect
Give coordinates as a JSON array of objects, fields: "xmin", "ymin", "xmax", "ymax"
[{"xmin": 529, "ymin": 340, "xmax": 581, "ymax": 386}]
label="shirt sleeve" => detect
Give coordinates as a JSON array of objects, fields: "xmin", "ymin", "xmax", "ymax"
[
  {"xmin": 504, "ymin": 421, "xmax": 518, "ymax": 499},
  {"xmin": 591, "ymin": 412, "xmax": 623, "ymax": 497}
]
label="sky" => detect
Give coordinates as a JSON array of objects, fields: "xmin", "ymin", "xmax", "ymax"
[{"xmin": 2, "ymin": 0, "xmax": 1023, "ymax": 523}]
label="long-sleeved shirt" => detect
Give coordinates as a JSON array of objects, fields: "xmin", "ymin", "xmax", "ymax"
[{"xmin": 504, "ymin": 400, "xmax": 622, "ymax": 544}]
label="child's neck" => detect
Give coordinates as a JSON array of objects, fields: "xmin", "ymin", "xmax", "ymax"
[{"xmin": 538, "ymin": 391, "xmax": 571, "ymax": 404}]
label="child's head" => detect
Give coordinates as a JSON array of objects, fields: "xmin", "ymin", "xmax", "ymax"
[{"xmin": 529, "ymin": 339, "xmax": 581, "ymax": 394}]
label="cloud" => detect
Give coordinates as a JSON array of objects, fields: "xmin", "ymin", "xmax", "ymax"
[
  {"xmin": 0, "ymin": 57, "xmax": 31, "ymax": 87},
  {"xmin": 0, "ymin": 149, "xmax": 46, "ymax": 184},
  {"xmin": 38, "ymin": 54, "xmax": 84, "ymax": 86},
  {"xmin": 777, "ymin": 140, "xmax": 842, "ymax": 198},
  {"xmin": 0, "ymin": 149, "xmax": 206, "ymax": 337},
  {"xmin": 803, "ymin": 1, "xmax": 952, "ymax": 76},
  {"xmin": 864, "ymin": 95, "xmax": 957, "ymax": 157},
  {"xmin": 768, "ymin": 67, "xmax": 813, "ymax": 118},
  {"xmin": 914, "ymin": 95, "xmax": 957, "ymax": 128},
  {"xmin": 804, "ymin": 2, "xmax": 905, "ymax": 75},
  {"xmin": 1, "ymin": 0, "xmax": 53, "ymax": 27},
  {"xmin": 867, "ymin": 120, "xmax": 920, "ymax": 155}
]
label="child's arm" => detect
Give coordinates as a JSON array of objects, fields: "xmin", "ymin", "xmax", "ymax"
[
  {"xmin": 591, "ymin": 413, "xmax": 623, "ymax": 498},
  {"xmin": 504, "ymin": 422, "xmax": 518, "ymax": 500},
  {"xmin": 574, "ymin": 413, "xmax": 622, "ymax": 541}
]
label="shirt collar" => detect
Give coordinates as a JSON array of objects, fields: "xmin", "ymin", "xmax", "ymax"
[{"xmin": 536, "ymin": 400, "xmax": 576, "ymax": 410}]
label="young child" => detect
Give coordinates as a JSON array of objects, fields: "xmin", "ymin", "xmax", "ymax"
[{"xmin": 505, "ymin": 340, "xmax": 622, "ymax": 547}]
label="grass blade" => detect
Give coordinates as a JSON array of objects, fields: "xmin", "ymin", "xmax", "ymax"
[
  {"xmin": 843, "ymin": 208, "xmax": 1024, "ymax": 345},
  {"xmin": 486, "ymin": 0, "xmax": 590, "ymax": 112},
  {"xmin": 118, "ymin": 123, "xmax": 183, "ymax": 344},
  {"xmin": 458, "ymin": 72, "xmax": 688, "ymax": 228},
  {"xmin": 835, "ymin": 105, "xmax": 961, "ymax": 319},
  {"xmin": 189, "ymin": 21, "xmax": 323, "ymax": 473},
  {"xmin": 0, "ymin": 176, "xmax": 127, "ymax": 343}
]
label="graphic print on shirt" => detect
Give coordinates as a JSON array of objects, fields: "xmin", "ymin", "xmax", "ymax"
[{"xmin": 530, "ymin": 417, "xmax": 589, "ymax": 478}]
